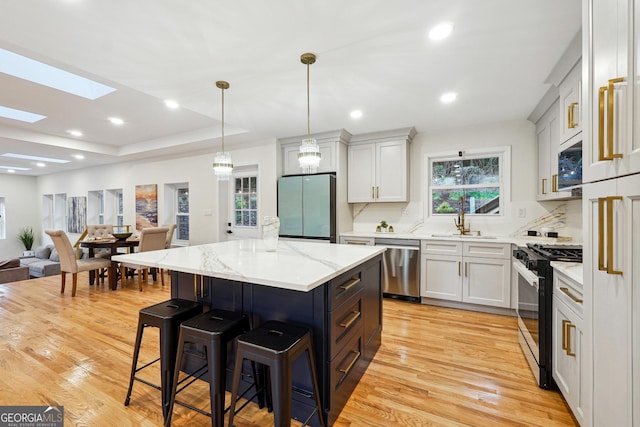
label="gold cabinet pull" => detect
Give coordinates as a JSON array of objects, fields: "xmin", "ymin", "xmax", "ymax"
[
  {"xmin": 376, "ymin": 186, "xmax": 379, "ymax": 199},
  {"xmin": 464, "ymin": 262, "xmax": 468, "ymax": 277},
  {"xmin": 560, "ymin": 287, "xmax": 583, "ymax": 304},
  {"xmin": 458, "ymin": 261, "xmax": 461, "ymax": 276},
  {"xmin": 339, "ymin": 311, "xmax": 361, "ymax": 329},
  {"xmin": 339, "ymin": 277, "xmax": 361, "ymax": 291},
  {"xmin": 541, "ymin": 178, "xmax": 547, "ymax": 195},
  {"xmin": 606, "ymin": 77, "xmax": 625, "ymax": 160},
  {"xmin": 598, "ymin": 85, "xmax": 607, "ymax": 160},
  {"xmin": 562, "ymin": 319, "xmax": 569, "ymax": 351},
  {"xmin": 552, "ymin": 174, "xmax": 558, "ymax": 193},
  {"xmin": 598, "ymin": 196, "xmax": 623, "ymax": 275},
  {"xmin": 371, "ymin": 186, "xmax": 375, "ymax": 199},
  {"xmin": 566, "ymin": 323, "xmax": 576, "ymax": 357},
  {"xmin": 568, "ymin": 102, "xmax": 578, "ymax": 129},
  {"xmin": 339, "ymin": 350, "xmax": 361, "ymax": 374}
]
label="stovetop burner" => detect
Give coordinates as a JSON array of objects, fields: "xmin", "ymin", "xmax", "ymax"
[{"xmin": 526, "ymin": 243, "xmax": 583, "ymax": 262}]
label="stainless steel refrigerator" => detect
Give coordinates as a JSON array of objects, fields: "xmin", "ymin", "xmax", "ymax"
[{"xmin": 277, "ymin": 174, "xmax": 336, "ymax": 242}]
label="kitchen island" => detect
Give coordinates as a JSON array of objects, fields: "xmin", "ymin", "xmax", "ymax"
[{"xmin": 113, "ymin": 239, "xmax": 384, "ymax": 426}]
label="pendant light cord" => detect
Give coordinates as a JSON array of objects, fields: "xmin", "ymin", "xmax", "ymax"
[
  {"xmin": 221, "ymin": 86, "xmax": 225, "ymax": 152},
  {"xmin": 307, "ymin": 61, "xmax": 311, "ymax": 140}
]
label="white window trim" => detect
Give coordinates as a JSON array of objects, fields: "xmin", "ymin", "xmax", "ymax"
[
  {"xmin": 424, "ymin": 146, "xmax": 511, "ymax": 219},
  {"xmin": 0, "ymin": 197, "xmax": 5, "ymax": 239},
  {"xmin": 174, "ymin": 185, "xmax": 189, "ymax": 244},
  {"xmin": 231, "ymin": 169, "xmax": 259, "ymax": 230}
]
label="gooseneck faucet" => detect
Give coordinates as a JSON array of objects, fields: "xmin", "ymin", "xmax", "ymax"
[{"xmin": 454, "ymin": 195, "xmax": 470, "ymax": 235}]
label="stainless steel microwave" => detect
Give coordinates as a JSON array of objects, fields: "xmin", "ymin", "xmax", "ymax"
[{"xmin": 558, "ymin": 140, "xmax": 582, "ymax": 190}]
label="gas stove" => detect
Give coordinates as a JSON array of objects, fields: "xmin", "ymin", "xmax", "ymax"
[{"xmin": 513, "ymin": 244, "xmax": 582, "ymax": 275}]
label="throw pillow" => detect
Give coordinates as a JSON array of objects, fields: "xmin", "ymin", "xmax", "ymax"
[
  {"xmin": 0, "ymin": 258, "xmax": 20, "ymax": 269},
  {"xmin": 35, "ymin": 246, "xmax": 52, "ymax": 260},
  {"xmin": 49, "ymin": 248, "xmax": 60, "ymax": 262}
]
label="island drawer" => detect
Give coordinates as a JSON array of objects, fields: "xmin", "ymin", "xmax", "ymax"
[
  {"xmin": 329, "ymin": 292, "xmax": 363, "ymax": 359},
  {"xmin": 329, "ymin": 323, "xmax": 364, "ymax": 409},
  {"xmin": 328, "ymin": 271, "xmax": 364, "ymax": 310}
]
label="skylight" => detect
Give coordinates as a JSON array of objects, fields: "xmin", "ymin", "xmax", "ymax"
[
  {"xmin": 0, "ymin": 48, "xmax": 117, "ymax": 100},
  {"xmin": 0, "ymin": 105, "xmax": 46, "ymax": 123},
  {"xmin": 0, "ymin": 165, "xmax": 31, "ymax": 171},
  {"xmin": 2, "ymin": 153, "xmax": 70, "ymax": 164}
]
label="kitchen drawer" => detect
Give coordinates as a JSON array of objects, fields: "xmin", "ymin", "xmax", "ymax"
[
  {"xmin": 554, "ymin": 270, "xmax": 583, "ymax": 317},
  {"xmin": 328, "ymin": 271, "xmax": 363, "ymax": 310},
  {"xmin": 340, "ymin": 236, "xmax": 374, "ymax": 246},
  {"xmin": 462, "ymin": 242, "xmax": 511, "ymax": 259},
  {"xmin": 421, "ymin": 239, "xmax": 462, "ymax": 256},
  {"xmin": 329, "ymin": 293, "xmax": 363, "ymax": 359},
  {"xmin": 330, "ymin": 322, "xmax": 364, "ymax": 401}
]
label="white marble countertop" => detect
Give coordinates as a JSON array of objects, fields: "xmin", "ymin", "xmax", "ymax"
[
  {"xmin": 112, "ymin": 239, "xmax": 385, "ymax": 292},
  {"xmin": 550, "ymin": 261, "xmax": 583, "ymax": 284},
  {"xmin": 340, "ymin": 231, "xmax": 575, "ymax": 246}
]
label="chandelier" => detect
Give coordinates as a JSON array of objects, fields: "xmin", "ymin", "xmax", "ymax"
[
  {"xmin": 298, "ymin": 53, "xmax": 321, "ymax": 174},
  {"xmin": 213, "ymin": 80, "xmax": 233, "ymax": 181}
]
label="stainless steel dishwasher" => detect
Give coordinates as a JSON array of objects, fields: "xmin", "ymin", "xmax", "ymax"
[{"xmin": 374, "ymin": 237, "xmax": 420, "ymax": 302}]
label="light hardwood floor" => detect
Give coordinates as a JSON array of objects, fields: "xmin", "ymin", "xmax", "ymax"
[{"xmin": 0, "ymin": 273, "xmax": 576, "ymax": 426}]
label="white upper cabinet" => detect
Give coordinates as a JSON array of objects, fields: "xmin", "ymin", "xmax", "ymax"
[
  {"xmin": 279, "ymin": 129, "xmax": 351, "ymax": 176},
  {"xmin": 559, "ymin": 59, "xmax": 583, "ymax": 142},
  {"xmin": 584, "ymin": 0, "xmax": 640, "ymax": 182},
  {"xmin": 347, "ymin": 127, "xmax": 415, "ymax": 203}
]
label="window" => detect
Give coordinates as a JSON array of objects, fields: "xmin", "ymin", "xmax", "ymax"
[
  {"xmin": 429, "ymin": 148, "xmax": 508, "ymax": 216},
  {"xmin": 234, "ymin": 176, "xmax": 258, "ymax": 228},
  {"xmin": 88, "ymin": 190, "xmax": 104, "ymax": 225},
  {"xmin": 115, "ymin": 189, "xmax": 124, "ymax": 227},
  {"xmin": 176, "ymin": 186, "xmax": 189, "ymax": 241},
  {"xmin": 0, "ymin": 197, "xmax": 5, "ymax": 239}
]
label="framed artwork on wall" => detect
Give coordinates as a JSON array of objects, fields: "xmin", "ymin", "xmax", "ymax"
[
  {"xmin": 135, "ymin": 184, "xmax": 158, "ymax": 230},
  {"xmin": 67, "ymin": 196, "xmax": 87, "ymax": 233}
]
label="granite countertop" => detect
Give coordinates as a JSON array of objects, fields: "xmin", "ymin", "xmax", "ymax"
[
  {"xmin": 550, "ymin": 261, "xmax": 583, "ymax": 284},
  {"xmin": 112, "ymin": 239, "xmax": 385, "ymax": 292}
]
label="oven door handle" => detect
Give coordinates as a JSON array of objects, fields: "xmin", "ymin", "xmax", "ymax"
[{"xmin": 512, "ymin": 260, "xmax": 540, "ymax": 289}]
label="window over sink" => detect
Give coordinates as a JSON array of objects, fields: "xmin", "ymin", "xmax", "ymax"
[{"xmin": 428, "ymin": 147, "xmax": 509, "ymax": 216}]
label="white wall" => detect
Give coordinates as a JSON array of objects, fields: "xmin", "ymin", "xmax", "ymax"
[
  {"xmin": 350, "ymin": 119, "xmax": 583, "ymax": 241},
  {"xmin": 35, "ymin": 138, "xmax": 278, "ymax": 245},
  {"xmin": 0, "ymin": 174, "xmax": 40, "ymax": 259}
]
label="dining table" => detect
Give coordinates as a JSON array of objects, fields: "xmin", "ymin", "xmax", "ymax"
[{"xmin": 80, "ymin": 237, "xmax": 139, "ymax": 290}]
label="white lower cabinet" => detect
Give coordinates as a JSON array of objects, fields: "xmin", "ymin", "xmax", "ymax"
[
  {"xmin": 420, "ymin": 240, "xmax": 511, "ymax": 308},
  {"xmin": 552, "ymin": 270, "xmax": 584, "ymax": 425}
]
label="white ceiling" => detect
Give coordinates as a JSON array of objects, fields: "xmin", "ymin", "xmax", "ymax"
[{"xmin": 0, "ymin": 0, "xmax": 581, "ymax": 176}]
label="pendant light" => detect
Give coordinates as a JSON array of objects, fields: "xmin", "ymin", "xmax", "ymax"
[
  {"xmin": 298, "ymin": 52, "xmax": 321, "ymax": 174},
  {"xmin": 213, "ymin": 80, "xmax": 233, "ymax": 181}
]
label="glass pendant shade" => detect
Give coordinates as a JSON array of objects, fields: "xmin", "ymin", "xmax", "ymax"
[
  {"xmin": 213, "ymin": 151, "xmax": 233, "ymax": 181},
  {"xmin": 298, "ymin": 138, "xmax": 321, "ymax": 174}
]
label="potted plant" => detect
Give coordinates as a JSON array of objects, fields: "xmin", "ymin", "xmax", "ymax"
[
  {"xmin": 17, "ymin": 226, "xmax": 35, "ymax": 256},
  {"xmin": 379, "ymin": 220, "xmax": 389, "ymax": 232}
]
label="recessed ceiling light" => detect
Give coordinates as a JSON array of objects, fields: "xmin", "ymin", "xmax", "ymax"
[
  {"xmin": 7, "ymin": 169, "xmax": 15, "ymax": 173},
  {"xmin": 440, "ymin": 92, "xmax": 458, "ymax": 103},
  {"xmin": 164, "ymin": 99, "xmax": 180, "ymax": 109},
  {"xmin": 73, "ymin": 154, "xmax": 85, "ymax": 160},
  {"xmin": 2, "ymin": 153, "xmax": 71, "ymax": 163},
  {"xmin": 0, "ymin": 105, "xmax": 46, "ymax": 123},
  {"xmin": 350, "ymin": 110, "xmax": 363, "ymax": 119},
  {"xmin": 0, "ymin": 48, "xmax": 116, "ymax": 100},
  {"xmin": 0, "ymin": 165, "xmax": 30, "ymax": 171},
  {"xmin": 109, "ymin": 117, "xmax": 124, "ymax": 125},
  {"xmin": 429, "ymin": 23, "xmax": 454, "ymax": 41},
  {"xmin": 36, "ymin": 162, "xmax": 46, "ymax": 167},
  {"xmin": 68, "ymin": 130, "xmax": 83, "ymax": 137}
]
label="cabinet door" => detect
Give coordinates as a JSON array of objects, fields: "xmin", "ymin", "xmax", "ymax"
[
  {"xmin": 584, "ymin": 0, "xmax": 631, "ymax": 182},
  {"xmin": 584, "ymin": 178, "xmax": 632, "ymax": 427},
  {"xmin": 552, "ymin": 295, "xmax": 583, "ymax": 425},
  {"xmin": 559, "ymin": 60, "xmax": 582, "ymax": 142},
  {"xmin": 347, "ymin": 143, "xmax": 376, "ymax": 202},
  {"xmin": 537, "ymin": 113, "xmax": 551, "ymax": 200},
  {"xmin": 282, "ymin": 141, "xmax": 337, "ymax": 175},
  {"xmin": 421, "ymin": 254, "xmax": 462, "ymax": 301},
  {"xmin": 462, "ymin": 256, "xmax": 510, "ymax": 307},
  {"xmin": 376, "ymin": 140, "xmax": 408, "ymax": 202}
]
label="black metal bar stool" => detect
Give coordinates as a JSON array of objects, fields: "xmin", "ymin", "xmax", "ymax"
[
  {"xmin": 124, "ymin": 299, "xmax": 203, "ymax": 422},
  {"xmin": 227, "ymin": 320, "xmax": 326, "ymax": 427},
  {"xmin": 165, "ymin": 309, "xmax": 259, "ymax": 427}
]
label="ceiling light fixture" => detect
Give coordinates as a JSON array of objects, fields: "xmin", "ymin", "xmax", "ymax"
[
  {"xmin": 164, "ymin": 99, "xmax": 180, "ymax": 109},
  {"xmin": 350, "ymin": 110, "xmax": 363, "ymax": 119},
  {"xmin": 36, "ymin": 162, "xmax": 46, "ymax": 167},
  {"xmin": 212, "ymin": 81, "xmax": 233, "ymax": 181},
  {"xmin": 73, "ymin": 154, "xmax": 85, "ymax": 160},
  {"xmin": 429, "ymin": 23, "xmax": 454, "ymax": 41},
  {"xmin": 68, "ymin": 130, "xmax": 83, "ymax": 137},
  {"xmin": 0, "ymin": 166, "xmax": 30, "ymax": 171},
  {"xmin": 298, "ymin": 52, "xmax": 321, "ymax": 174},
  {"xmin": 440, "ymin": 92, "xmax": 458, "ymax": 103},
  {"xmin": 109, "ymin": 117, "xmax": 124, "ymax": 125}
]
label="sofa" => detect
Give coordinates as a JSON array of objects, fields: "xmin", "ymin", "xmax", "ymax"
[
  {"xmin": 0, "ymin": 258, "xmax": 30, "ymax": 283},
  {"xmin": 20, "ymin": 245, "xmax": 61, "ymax": 278}
]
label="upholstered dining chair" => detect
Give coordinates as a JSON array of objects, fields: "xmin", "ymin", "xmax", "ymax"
[
  {"xmin": 161, "ymin": 224, "xmax": 177, "ymax": 249},
  {"xmin": 45, "ymin": 230, "xmax": 112, "ymax": 297},
  {"xmin": 120, "ymin": 227, "xmax": 169, "ymax": 291}
]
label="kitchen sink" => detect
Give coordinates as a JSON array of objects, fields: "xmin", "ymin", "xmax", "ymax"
[{"xmin": 430, "ymin": 234, "xmax": 497, "ymax": 239}]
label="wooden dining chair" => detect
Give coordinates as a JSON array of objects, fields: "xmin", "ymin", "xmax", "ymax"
[
  {"xmin": 120, "ymin": 227, "xmax": 169, "ymax": 291},
  {"xmin": 45, "ymin": 230, "xmax": 112, "ymax": 297}
]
